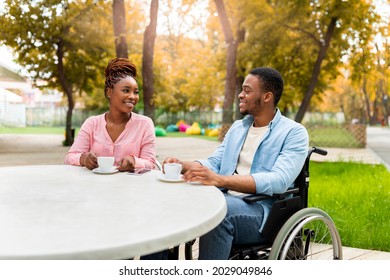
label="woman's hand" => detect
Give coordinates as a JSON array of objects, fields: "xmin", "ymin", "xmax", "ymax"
[
  {"xmin": 80, "ymin": 152, "xmax": 98, "ymax": 170},
  {"xmin": 118, "ymin": 156, "xmax": 136, "ymax": 172}
]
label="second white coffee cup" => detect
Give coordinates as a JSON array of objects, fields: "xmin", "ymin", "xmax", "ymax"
[
  {"xmin": 97, "ymin": 156, "xmax": 115, "ymax": 172},
  {"xmin": 164, "ymin": 163, "xmax": 183, "ymax": 179}
]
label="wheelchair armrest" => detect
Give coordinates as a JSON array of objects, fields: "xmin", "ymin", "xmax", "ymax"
[
  {"xmin": 243, "ymin": 194, "xmax": 272, "ymax": 203},
  {"xmin": 243, "ymin": 187, "xmax": 300, "ymax": 203}
]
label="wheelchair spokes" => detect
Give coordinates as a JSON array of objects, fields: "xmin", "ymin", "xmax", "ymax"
[{"xmin": 271, "ymin": 208, "xmax": 343, "ymax": 260}]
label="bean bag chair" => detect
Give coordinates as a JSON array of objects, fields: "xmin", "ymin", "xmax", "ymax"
[
  {"xmin": 179, "ymin": 123, "xmax": 190, "ymax": 132},
  {"xmin": 166, "ymin": 124, "xmax": 179, "ymax": 132},
  {"xmin": 185, "ymin": 122, "xmax": 202, "ymax": 135},
  {"xmin": 155, "ymin": 126, "xmax": 167, "ymax": 137},
  {"xmin": 207, "ymin": 128, "xmax": 219, "ymax": 137}
]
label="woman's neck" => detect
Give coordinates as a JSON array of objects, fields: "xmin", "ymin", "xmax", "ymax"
[{"xmin": 106, "ymin": 111, "xmax": 131, "ymax": 124}]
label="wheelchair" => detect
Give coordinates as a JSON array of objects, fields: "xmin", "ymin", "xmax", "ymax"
[{"xmin": 179, "ymin": 147, "xmax": 343, "ymax": 260}]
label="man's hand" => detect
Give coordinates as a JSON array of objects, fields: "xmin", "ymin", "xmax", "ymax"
[
  {"xmin": 162, "ymin": 157, "xmax": 183, "ymax": 165},
  {"xmin": 162, "ymin": 157, "xmax": 183, "ymax": 173},
  {"xmin": 183, "ymin": 166, "xmax": 257, "ymax": 194},
  {"xmin": 183, "ymin": 166, "xmax": 223, "ymax": 186},
  {"xmin": 162, "ymin": 157, "xmax": 202, "ymax": 174}
]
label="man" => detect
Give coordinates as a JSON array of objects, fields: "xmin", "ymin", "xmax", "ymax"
[{"xmin": 163, "ymin": 67, "xmax": 308, "ymax": 260}]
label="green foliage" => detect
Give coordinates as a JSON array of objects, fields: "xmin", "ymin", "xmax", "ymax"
[
  {"xmin": 236, "ymin": 0, "xmax": 378, "ymax": 113},
  {"xmin": 0, "ymin": 0, "xmax": 114, "ymax": 90},
  {"xmin": 153, "ymin": 34, "xmax": 225, "ymax": 113},
  {"xmin": 0, "ymin": 0, "xmax": 385, "ymax": 123},
  {"xmin": 310, "ymin": 161, "xmax": 390, "ymax": 252}
]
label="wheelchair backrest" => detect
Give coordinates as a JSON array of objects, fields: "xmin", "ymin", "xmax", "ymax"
[
  {"xmin": 262, "ymin": 162, "xmax": 307, "ymax": 241},
  {"xmin": 262, "ymin": 147, "xmax": 326, "ymax": 242},
  {"xmin": 294, "ymin": 161, "xmax": 309, "ymax": 208}
]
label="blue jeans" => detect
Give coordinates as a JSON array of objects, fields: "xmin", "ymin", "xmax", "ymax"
[
  {"xmin": 140, "ymin": 250, "xmax": 169, "ymax": 260},
  {"xmin": 198, "ymin": 193, "xmax": 266, "ymax": 260}
]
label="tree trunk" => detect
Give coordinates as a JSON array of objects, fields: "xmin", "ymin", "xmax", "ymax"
[
  {"xmin": 235, "ymin": 75, "xmax": 244, "ymax": 120},
  {"xmin": 234, "ymin": 27, "xmax": 246, "ymax": 121},
  {"xmin": 214, "ymin": 0, "xmax": 238, "ymax": 141},
  {"xmin": 57, "ymin": 39, "xmax": 74, "ymax": 146},
  {"xmin": 113, "ymin": 0, "xmax": 128, "ymax": 58},
  {"xmin": 375, "ymin": 44, "xmax": 389, "ymax": 125},
  {"xmin": 294, "ymin": 17, "xmax": 337, "ymax": 123},
  {"xmin": 142, "ymin": 0, "xmax": 158, "ymax": 121},
  {"xmin": 361, "ymin": 65, "xmax": 371, "ymax": 125}
]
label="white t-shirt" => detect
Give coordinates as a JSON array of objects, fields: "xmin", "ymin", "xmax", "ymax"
[
  {"xmin": 236, "ymin": 124, "xmax": 268, "ymax": 175},
  {"xmin": 229, "ymin": 123, "xmax": 267, "ymax": 197}
]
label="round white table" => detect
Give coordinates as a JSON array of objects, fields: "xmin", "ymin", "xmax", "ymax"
[{"xmin": 0, "ymin": 165, "xmax": 227, "ymax": 259}]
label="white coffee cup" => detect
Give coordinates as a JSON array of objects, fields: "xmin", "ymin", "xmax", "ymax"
[
  {"xmin": 97, "ymin": 156, "xmax": 115, "ymax": 172},
  {"xmin": 164, "ymin": 163, "xmax": 183, "ymax": 180}
]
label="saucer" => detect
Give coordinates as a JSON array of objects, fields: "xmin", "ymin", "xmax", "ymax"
[
  {"xmin": 157, "ymin": 173, "xmax": 184, "ymax": 183},
  {"xmin": 187, "ymin": 181, "xmax": 202, "ymax": 185},
  {"xmin": 92, "ymin": 167, "xmax": 119, "ymax": 174}
]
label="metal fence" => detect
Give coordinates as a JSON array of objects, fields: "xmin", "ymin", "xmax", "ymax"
[
  {"xmin": 23, "ymin": 107, "xmax": 367, "ymax": 148},
  {"xmin": 25, "ymin": 107, "xmax": 97, "ymax": 127},
  {"xmin": 306, "ymin": 123, "xmax": 366, "ymax": 148}
]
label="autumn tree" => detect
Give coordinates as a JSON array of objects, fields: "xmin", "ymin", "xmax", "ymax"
[
  {"xmin": 142, "ymin": 0, "xmax": 159, "ymax": 121},
  {"xmin": 213, "ymin": 0, "xmax": 238, "ymax": 138},
  {"xmin": 152, "ymin": 0, "xmax": 224, "ymax": 124},
  {"xmin": 279, "ymin": 0, "xmax": 377, "ymax": 123},
  {"xmin": 113, "ymin": 0, "xmax": 128, "ymax": 58},
  {"xmin": 0, "ymin": 0, "xmax": 114, "ymax": 145},
  {"xmin": 82, "ymin": 1, "xmax": 146, "ymax": 116},
  {"xmin": 233, "ymin": 0, "xmax": 378, "ymax": 124}
]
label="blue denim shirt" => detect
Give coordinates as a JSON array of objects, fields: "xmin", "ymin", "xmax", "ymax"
[{"xmin": 198, "ymin": 109, "xmax": 309, "ymax": 231}]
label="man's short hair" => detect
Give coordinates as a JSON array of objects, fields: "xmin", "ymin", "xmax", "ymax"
[{"xmin": 249, "ymin": 67, "xmax": 283, "ymax": 106}]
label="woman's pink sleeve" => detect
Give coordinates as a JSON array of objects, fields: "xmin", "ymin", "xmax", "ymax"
[
  {"xmin": 64, "ymin": 120, "xmax": 94, "ymax": 166},
  {"xmin": 133, "ymin": 118, "xmax": 157, "ymax": 170}
]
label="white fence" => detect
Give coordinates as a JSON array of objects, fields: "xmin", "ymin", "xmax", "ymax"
[{"xmin": 0, "ymin": 88, "xmax": 26, "ymax": 127}]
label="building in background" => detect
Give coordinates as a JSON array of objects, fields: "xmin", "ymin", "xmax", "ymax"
[
  {"xmin": 0, "ymin": 64, "xmax": 27, "ymax": 126},
  {"xmin": 0, "ymin": 64, "xmax": 62, "ymax": 127},
  {"xmin": 0, "ymin": 87, "xmax": 25, "ymax": 126}
]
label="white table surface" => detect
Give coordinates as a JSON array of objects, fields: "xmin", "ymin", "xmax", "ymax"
[{"xmin": 0, "ymin": 165, "xmax": 227, "ymax": 259}]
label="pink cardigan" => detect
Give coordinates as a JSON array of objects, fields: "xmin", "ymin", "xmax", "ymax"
[{"xmin": 64, "ymin": 113, "xmax": 156, "ymax": 170}]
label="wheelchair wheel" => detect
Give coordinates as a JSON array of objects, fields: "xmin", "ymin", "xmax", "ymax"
[{"xmin": 269, "ymin": 207, "xmax": 343, "ymax": 260}]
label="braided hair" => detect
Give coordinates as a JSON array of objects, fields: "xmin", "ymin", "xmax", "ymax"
[{"xmin": 104, "ymin": 58, "xmax": 137, "ymax": 99}]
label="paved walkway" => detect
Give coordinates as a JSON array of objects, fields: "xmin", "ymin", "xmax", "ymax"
[
  {"xmin": 0, "ymin": 131, "xmax": 389, "ymax": 259},
  {"xmin": 0, "ymin": 133, "xmax": 384, "ymax": 167},
  {"xmin": 366, "ymin": 126, "xmax": 390, "ymax": 170}
]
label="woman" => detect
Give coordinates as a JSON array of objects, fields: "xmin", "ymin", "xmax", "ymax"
[{"xmin": 65, "ymin": 58, "xmax": 156, "ymax": 172}]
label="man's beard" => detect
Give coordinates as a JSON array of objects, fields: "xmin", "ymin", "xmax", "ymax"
[{"xmin": 240, "ymin": 110, "xmax": 248, "ymax": 116}]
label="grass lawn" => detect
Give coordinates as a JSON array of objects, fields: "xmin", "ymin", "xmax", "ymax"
[
  {"xmin": 309, "ymin": 162, "xmax": 390, "ymax": 252},
  {"xmin": 0, "ymin": 126, "xmax": 69, "ymax": 134},
  {"xmin": 165, "ymin": 131, "xmax": 219, "ymax": 141}
]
